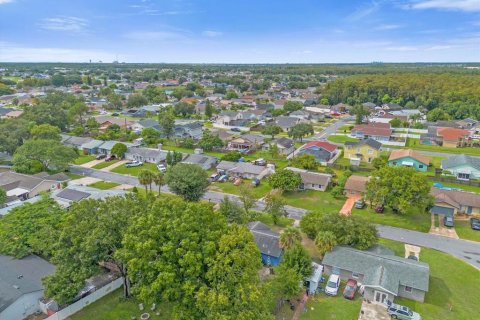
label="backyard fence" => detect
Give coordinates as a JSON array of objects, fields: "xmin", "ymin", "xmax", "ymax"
[
  {"xmin": 45, "ymin": 277, "xmax": 124, "ymax": 320},
  {"xmin": 429, "ymin": 176, "xmax": 480, "ymax": 187}
]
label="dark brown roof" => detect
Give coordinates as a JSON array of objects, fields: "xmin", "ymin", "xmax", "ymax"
[{"xmin": 344, "ymin": 175, "xmax": 370, "ymax": 193}]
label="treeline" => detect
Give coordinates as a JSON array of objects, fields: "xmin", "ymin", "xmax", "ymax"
[{"xmin": 320, "ymin": 73, "xmax": 480, "ymax": 119}]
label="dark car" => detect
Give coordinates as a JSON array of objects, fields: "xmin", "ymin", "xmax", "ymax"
[
  {"xmin": 354, "ymin": 199, "xmax": 365, "ymax": 209},
  {"xmin": 231, "ymin": 128, "xmax": 241, "ymax": 132},
  {"xmin": 375, "ymin": 204, "xmax": 385, "ymax": 213},
  {"xmin": 105, "ymin": 154, "xmax": 116, "ymax": 161},
  {"xmin": 251, "ymin": 178, "xmax": 260, "ymax": 187},
  {"xmin": 96, "ymin": 154, "xmax": 106, "ymax": 160},
  {"xmin": 470, "ymin": 218, "xmax": 480, "ymax": 231},
  {"xmin": 111, "ymin": 112, "xmax": 119, "ymax": 116},
  {"xmin": 444, "ymin": 216, "xmax": 454, "ymax": 228},
  {"xmin": 343, "ymin": 279, "xmax": 358, "ymax": 300}
]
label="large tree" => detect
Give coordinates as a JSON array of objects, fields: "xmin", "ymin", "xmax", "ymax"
[
  {"xmin": 0, "ymin": 119, "xmax": 31, "ymax": 154},
  {"xmin": 44, "ymin": 195, "xmax": 148, "ymax": 304},
  {"xmin": 30, "ymin": 124, "xmax": 61, "ymax": 141},
  {"xmin": 165, "ymin": 163, "xmax": 210, "ymax": 201},
  {"xmin": 138, "ymin": 169, "xmax": 154, "ymax": 192},
  {"xmin": 365, "ymin": 166, "xmax": 432, "ymax": 213},
  {"xmin": 288, "ymin": 123, "xmax": 314, "ymax": 142},
  {"xmin": 267, "ymin": 170, "xmax": 301, "ymax": 192},
  {"xmin": 111, "ymin": 142, "xmax": 127, "ymax": 158},
  {"xmin": 199, "ymin": 130, "xmax": 224, "ymax": 151},
  {"xmin": 13, "ymin": 139, "xmax": 77, "ymax": 173},
  {"xmin": 262, "ymin": 124, "xmax": 282, "ymax": 139},
  {"xmin": 264, "ymin": 190, "xmax": 287, "ymax": 225},
  {"xmin": 291, "ymin": 153, "xmax": 318, "ymax": 170},
  {"xmin": 219, "ymin": 196, "xmax": 248, "ymax": 224},
  {"xmin": 280, "ymin": 243, "xmax": 312, "ymax": 278},
  {"xmin": 158, "ymin": 108, "xmax": 176, "ymax": 138},
  {"xmin": 279, "ymin": 227, "xmax": 302, "ymax": 249}
]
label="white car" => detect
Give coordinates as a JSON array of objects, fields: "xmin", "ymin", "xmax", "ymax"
[
  {"xmin": 125, "ymin": 160, "xmax": 143, "ymax": 168},
  {"xmin": 157, "ymin": 164, "xmax": 167, "ymax": 172},
  {"xmin": 325, "ymin": 274, "xmax": 340, "ymax": 296}
]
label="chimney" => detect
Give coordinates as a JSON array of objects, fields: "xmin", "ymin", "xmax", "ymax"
[
  {"xmin": 157, "ymin": 143, "xmax": 163, "ymax": 151},
  {"xmin": 194, "ymin": 148, "xmax": 203, "ymax": 154}
]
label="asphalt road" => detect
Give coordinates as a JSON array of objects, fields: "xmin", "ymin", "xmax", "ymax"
[
  {"xmin": 70, "ymin": 165, "xmax": 480, "ymax": 269},
  {"xmin": 313, "ymin": 116, "xmax": 355, "ymax": 140}
]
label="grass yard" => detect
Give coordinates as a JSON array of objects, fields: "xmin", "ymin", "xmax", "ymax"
[
  {"xmin": 327, "ymin": 135, "xmax": 359, "ymax": 144},
  {"xmin": 88, "ymin": 181, "xmax": 120, "ymax": 190},
  {"xmin": 252, "ymin": 211, "xmax": 294, "ymax": 229},
  {"xmin": 351, "ymin": 207, "xmax": 431, "ymax": 232},
  {"xmin": 380, "ymin": 239, "xmax": 480, "ymax": 320},
  {"xmin": 65, "ymin": 172, "xmax": 83, "ymax": 180},
  {"xmin": 73, "ymin": 155, "xmax": 96, "ymax": 165},
  {"xmin": 434, "ymin": 181, "xmax": 480, "ymax": 194},
  {"xmin": 2, "ymin": 76, "xmax": 22, "ymax": 83},
  {"xmin": 111, "ymin": 162, "xmax": 158, "ymax": 176},
  {"xmin": 406, "ymin": 138, "xmax": 480, "ymax": 156},
  {"xmin": 454, "ymin": 220, "xmax": 480, "ymax": 242},
  {"xmin": 70, "ymin": 288, "xmax": 172, "ymax": 320},
  {"xmin": 209, "ymin": 180, "xmax": 272, "ymax": 199},
  {"xmin": 300, "ymin": 283, "xmax": 362, "ymax": 320},
  {"xmin": 91, "ymin": 160, "xmax": 120, "ymax": 170},
  {"xmin": 283, "ymin": 190, "xmax": 344, "ymax": 212}
]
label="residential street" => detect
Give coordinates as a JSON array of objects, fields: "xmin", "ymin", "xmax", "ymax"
[{"xmin": 69, "ymin": 165, "xmax": 480, "ymax": 269}]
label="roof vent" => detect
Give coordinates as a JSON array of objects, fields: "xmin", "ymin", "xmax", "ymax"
[{"xmin": 13, "ymin": 285, "xmax": 20, "ymax": 290}]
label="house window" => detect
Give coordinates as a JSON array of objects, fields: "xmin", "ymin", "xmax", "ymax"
[
  {"xmin": 405, "ymin": 286, "xmax": 412, "ymax": 292},
  {"xmin": 352, "ymin": 272, "xmax": 360, "ymax": 279},
  {"xmin": 458, "ymin": 173, "xmax": 470, "ymax": 180},
  {"xmin": 419, "ymin": 164, "xmax": 424, "ymax": 169},
  {"xmin": 393, "ymin": 162, "xmax": 397, "ymax": 165},
  {"xmin": 367, "ymin": 149, "xmax": 373, "ymax": 154}
]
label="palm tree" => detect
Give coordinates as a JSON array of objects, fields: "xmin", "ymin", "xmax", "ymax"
[
  {"xmin": 314, "ymin": 231, "xmax": 337, "ymax": 255},
  {"xmin": 279, "ymin": 227, "xmax": 302, "ymax": 249},
  {"xmin": 153, "ymin": 171, "xmax": 165, "ymax": 195},
  {"xmin": 138, "ymin": 169, "xmax": 154, "ymax": 193}
]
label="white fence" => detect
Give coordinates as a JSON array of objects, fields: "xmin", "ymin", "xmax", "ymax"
[
  {"xmin": 45, "ymin": 278, "xmax": 124, "ymax": 320},
  {"xmin": 393, "ymin": 128, "xmax": 427, "ymax": 134}
]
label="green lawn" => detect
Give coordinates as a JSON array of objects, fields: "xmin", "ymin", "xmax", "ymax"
[
  {"xmin": 454, "ymin": 220, "xmax": 480, "ymax": 242},
  {"xmin": 327, "ymin": 135, "xmax": 359, "ymax": 144},
  {"xmin": 406, "ymin": 138, "xmax": 480, "ymax": 156},
  {"xmin": 351, "ymin": 207, "xmax": 431, "ymax": 232},
  {"xmin": 2, "ymin": 76, "xmax": 22, "ymax": 83},
  {"xmin": 434, "ymin": 181, "xmax": 480, "ymax": 194},
  {"xmin": 74, "ymin": 155, "xmax": 96, "ymax": 165},
  {"xmin": 301, "ymin": 282, "xmax": 362, "ymax": 320},
  {"xmin": 111, "ymin": 162, "xmax": 158, "ymax": 176},
  {"xmin": 210, "ymin": 180, "xmax": 272, "ymax": 199},
  {"xmin": 92, "ymin": 160, "xmax": 120, "ymax": 170},
  {"xmin": 252, "ymin": 211, "xmax": 294, "ymax": 229},
  {"xmin": 70, "ymin": 288, "xmax": 172, "ymax": 320},
  {"xmin": 283, "ymin": 190, "xmax": 344, "ymax": 212},
  {"xmin": 380, "ymin": 239, "xmax": 480, "ymax": 320},
  {"xmin": 65, "ymin": 172, "xmax": 83, "ymax": 180},
  {"xmin": 88, "ymin": 181, "xmax": 120, "ymax": 190}
]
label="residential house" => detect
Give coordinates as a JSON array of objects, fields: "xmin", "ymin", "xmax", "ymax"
[
  {"xmin": 285, "ymin": 167, "xmax": 332, "ymax": 191},
  {"xmin": 216, "ymin": 160, "xmax": 273, "ymax": 180},
  {"xmin": 297, "ymin": 141, "xmax": 338, "ymax": 163},
  {"xmin": 173, "ymin": 120, "xmax": 203, "ymax": 140},
  {"xmin": 51, "ymin": 185, "xmax": 127, "ymax": 208},
  {"xmin": 322, "ymin": 246, "xmax": 429, "ymax": 303},
  {"xmin": 289, "ymin": 110, "xmax": 311, "ymax": 120},
  {"xmin": 441, "ymin": 154, "xmax": 480, "ymax": 180},
  {"xmin": 388, "ymin": 149, "xmax": 430, "ymax": 172},
  {"xmin": 247, "ymin": 221, "xmax": 283, "ymax": 266},
  {"xmin": 0, "ymin": 255, "xmax": 56, "ymax": 320},
  {"xmin": 125, "ymin": 145, "xmax": 168, "ymax": 163},
  {"xmin": 344, "ymin": 138, "xmax": 382, "ymax": 164},
  {"xmin": 227, "ymin": 134, "xmax": 265, "ymax": 152},
  {"xmin": 61, "ymin": 135, "xmax": 93, "ymax": 149},
  {"xmin": 80, "ymin": 139, "xmax": 104, "ymax": 155},
  {"xmin": 350, "ymin": 123, "xmax": 392, "ymax": 142},
  {"xmin": 181, "ymin": 153, "xmax": 218, "ymax": 170},
  {"xmin": 275, "ymin": 116, "xmax": 302, "ymax": 132},
  {"xmin": 455, "ymin": 118, "xmax": 478, "ymax": 129},
  {"xmin": 131, "ymin": 119, "xmax": 161, "ymax": 133},
  {"xmin": 216, "ymin": 111, "xmax": 241, "ymax": 126},
  {"xmin": 97, "ymin": 141, "xmax": 134, "ymax": 156},
  {"xmin": 343, "ymin": 175, "xmax": 370, "ymax": 197},
  {"xmin": 262, "ymin": 137, "xmax": 295, "ymax": 156},
  {"xmin": 0, "ymin": 171, "xmax": 67, "ymax": 205},
  {"xmin": 437, "ymin": 127, "xmax": 471, "ymax": 148},
  {"xmin": 94, "ymin": 116, "xmax": 133, "ymax": 131},
  {"xmin": 430, "ymin": 188, "xmax": 480, "ymax": 217}
]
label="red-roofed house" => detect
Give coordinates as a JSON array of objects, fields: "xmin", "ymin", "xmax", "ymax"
[
  {"xmin": 297, "ymin": 141, "xmax": 338, "ymax": 163},
  {"xmin": 436, "ymin": 128, "xmax": 471, "ymax": 148},
  {"xmin": 350, "ymin": 123, "xmax": 392, "ymax": 142}
]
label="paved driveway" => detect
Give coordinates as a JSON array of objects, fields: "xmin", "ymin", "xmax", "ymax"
[{"xmin": 340, "ymin": 195, "xmax": 361, "ymax": 216}]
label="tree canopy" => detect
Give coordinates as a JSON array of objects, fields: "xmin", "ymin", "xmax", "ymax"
[
  {"xmin": 267, "ymin": 170, "xmax": 301, "ymax": 192},
  {"xmin": 165, "ymin": 163, "xmax": 210, "ymax": 201}
]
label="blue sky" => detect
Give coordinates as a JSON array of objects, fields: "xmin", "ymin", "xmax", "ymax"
[{"xmin": 0, "ymin": 0, "xmax": 479, "ymax": 63}]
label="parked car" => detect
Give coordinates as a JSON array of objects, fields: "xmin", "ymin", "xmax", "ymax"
[
  {"xmin": 105, "ymin": 155, "xmax": 116, "ymax": 161},
  {"xmin": 354, "ymin": 199, "xmax": 365, "ymax": 209},
  {"xmin": 470, "ymin": 218, "xmax": 480, "ymax": 231},
  {"xmin": 231, "ymin": 128, "xmax": 241, "ymax": 132},
  {"xmin": 375, "ymin": 204, "xmax": 385, "ymax": 213},
  {"xmin": 96, "ymin": 154, "xmax": 106, "ymax": 160},
  {"xmin": 218, "ymin": 175, "xmax": 228, "ymax": 182},
  {"xmin": 251, "ymin": 178, "xmax": 260, "ymax": 187},
  {"xmin": 125, "ymin": 161, "xmax": 143, "ymax": 168},
  {"xmin": 157, "ymin": 164, "xmax": 167, "ymax": 173},
  {"xmin": 387, "ymin": 301, "xmax": 421, "ymax": 320},
  {"xmin": 253, "ymin": 158, "xmax": 266, "ymax": 166},
  {"xmin": 209, "ymin": 172, "xmax": 221, "ymax": 182},
  {"xmin": 342, "ymin": 279, "xmax": 357, "ymax": 300},
  {"xmin": 325, "ymin": 274, "xmax": 340, "ymax": 296},
  {"xmin": 111, "ymin": 112, "xmax": 119, "ymax": 116},
  {"xmin": 444, "ymin": 216, "xmax": 454, "ymax": 228}
]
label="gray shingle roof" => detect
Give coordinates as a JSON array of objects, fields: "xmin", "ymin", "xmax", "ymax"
[
  {"xmin": 442, "ymin": 154, "xmax": 480, "ymax": 171},
  {"xmin": 344, "ymin": 138, "xmax": 382, "ymax": 150},
  {"xmin": 0, "ymin": 255, "xmax": 55, "ymax": 312},
  {"xmin": 322, "ymin": 246, "xmax": 429, "ymax": 294},
  {"xmin": 247, "ymin": 221, "xmax": 282, "ymax": 258},
  {"xmin": 56, "ymin": 188, "xmax": 91, "ymax": 201}
]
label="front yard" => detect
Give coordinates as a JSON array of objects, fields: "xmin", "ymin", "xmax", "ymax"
[
  {"xmin": 454, "ymin": 220, "xmax": 480, "ymax": 242},
  {"xmin": 327, "ymin": 135, "xmax": 359, "ymax": 144},
  {"xmin": 283, "ymin": 190, "xmax": 344, "ymax": 212},
  {"xmin": 351, "ymin": 207, "xmax": 432, "ymax": 232},
  {"xmin": 73, "ymin": 155, "xmax": 96, "ymax": 165},
  {"xmin": 88, "ymin": 181, "xmax": 120, "ymax": 190},
  {"xmin": 111, "ymin": 162, "xmax": 159, "ymax": 176},
  {"xmin": 406, "ymin": 138, "xmax": 480, "ymax": 156},
  {"xmin": 91, "ymin": 160, "xmax": 120, "ymax": 170}
]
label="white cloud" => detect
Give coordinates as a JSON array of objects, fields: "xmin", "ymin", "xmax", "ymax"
[
  {"xmin": 428, "ymin": 45, "xmax": 452, "ymax": 50},
  {"xmin": 385, "ymin": 46, "xmax": 418, "ymax": 51},
  {"xmin": 346, "ymin": 1, "xmax": 383, "ymax": 21},
  {"xmin": 0, "ymin": 43, "xmax": 114, "ymax": 62},
  {"xmin": 405, "ymin": 0, "xmax": 480, "ymax": 12},
  {"xmin": 39, "ymin": 16, "xmax": 88, "ymax": 32},
  {"xmin": 201, "ymin": 30, "xmax": 223, "ymax": 37},
  {"xmin": 302, "ymin": 50, "xmax": 313, "ymax": 54},
  {"xmin": 123, "ymin": 31, "xmax": 186, "ymax": 41},
  {"xmin": 0, "ymin": 0, "xmax": 14, "ymax": 4},
  {"xmin": 375, "ymin": 24, "xmax": 402, "ymax": 30}
]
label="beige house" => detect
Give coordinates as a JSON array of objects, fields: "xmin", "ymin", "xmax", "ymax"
[
  {"xmin": 285, "ymin": 167, "xmax": 332, "ymax": 191},
  {"xmin": 343, "ymin": 175, "xmax": 370, "ymax": 197}
]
